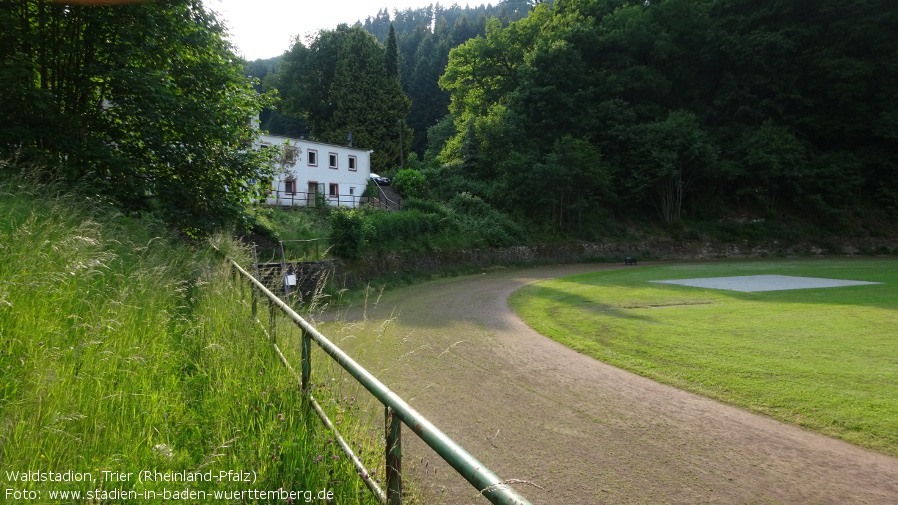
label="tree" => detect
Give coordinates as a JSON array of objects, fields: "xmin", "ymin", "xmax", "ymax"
[
  {"xmin": 278, "ymin": 25, "xmax": 411, "ymax": 170},
  {"xmin": 438, "ymin": 6, "xmax": 552, "ymax": 167},
  {"xmin": 405, "ymin": 32, "xmax": 452, "ymax": 156},
  {"xmin": 625, "ymin": 111, "xmax": 717, "ymax": 225},
  {"xmin": 736, "ymin": 121, "xmax": 808, "ymax": 215},
  {"xmin": 440, "ymin": 9, "xmax": 550, "ymax": 125},
  {"xmin": 431, "ymin": 0, "xmax": 898, "ymax": 227},
  {"xmin": 543, "ymin": 136, "xmax": 612, "ymax": 231},
  {"xmin": 359, "ymin": 2, "xmax": 533, "ymax": 158},
  {"xmin": 0, "ymin": 0, "xmax": 276, "ymax": 236},
  {"xmin": 385, "ymin": 24, "xmax": 399, "ymax": 79}
]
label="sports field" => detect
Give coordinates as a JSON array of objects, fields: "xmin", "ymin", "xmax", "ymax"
[{"xmin": 509, "ymin": 258, "xmax": 898, "ymax": 456}]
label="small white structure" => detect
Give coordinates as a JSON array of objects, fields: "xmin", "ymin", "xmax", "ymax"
[
  {"xmin": 651, "ymin": 275, "xmax": 883, "ymax": 292},
  {"xmin": 256, "ymin": 129, "xmax": 373, "ymax": 208}
]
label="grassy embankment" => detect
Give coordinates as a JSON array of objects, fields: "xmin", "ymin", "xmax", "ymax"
[
  {"xmin": 509, "ymin": 259, "xmax": 898, "ymax": 456},
  {"xmin": 0, "ymin": 181, "xmax": 380, "ymax": 502},
  {"xmin": 251, "ymin": 195, "xmax": 529, "ymax": 261}
]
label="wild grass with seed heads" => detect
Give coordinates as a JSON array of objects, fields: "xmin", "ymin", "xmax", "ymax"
[{"xmin": 0, "ymin": 178, "xmax": 377, "ymax": 502}]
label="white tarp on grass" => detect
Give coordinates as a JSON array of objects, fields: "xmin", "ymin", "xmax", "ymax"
[{"xmin": 651, "ymin": 274, "xmax": 882, "ymax": 293}]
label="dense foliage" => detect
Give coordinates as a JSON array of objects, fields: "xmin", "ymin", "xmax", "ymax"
[
  {"xmin": 435, "ymin": 0, "xmax": 898, "ymax": 232},
  {"xmin": 258, "ymin": 2, "xmax": 534, "ymax": 157},
  {"xmin": 276, "ymin": 25, "xmax": 411, "ymax": 170},
  {"xmin": 361, "ymin": 1, "xmax": 535, "ymax": 156},
  {"xmin": 328, "ymin": 196, "xmax": 525, "ymax": 259},
  {"xmin": 0, "ymin": 0, "xmax": 275, "ymax": 235}
]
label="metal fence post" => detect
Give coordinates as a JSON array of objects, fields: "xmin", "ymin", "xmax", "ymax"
[
  {"xmin": 385, "ymin": 406, "xmax": 402, "ymax": 505},
  {"xmin": 268, "ymin": 299, "xmax": 277, "ymax": 343},
  {"xmin": 301, "ymin": 329, "xmax": 311, "ymax": 394},
  {"xmin": 251, "ymin": 285, "xmax": 258, "ymax": 319}
]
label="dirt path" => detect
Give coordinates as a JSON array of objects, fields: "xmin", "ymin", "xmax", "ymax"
[{"xmin": 332, "ymin": 264, "xmax": 898, "ymax": 504}]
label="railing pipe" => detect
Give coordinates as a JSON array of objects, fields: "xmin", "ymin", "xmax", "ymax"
[
  {"xmin": 226, "ymin": 257, "xmax": 532, "ymax": 505},
  {"xmin": 278, "ymin": 238, "xmax": 328, "ymax": 261}
]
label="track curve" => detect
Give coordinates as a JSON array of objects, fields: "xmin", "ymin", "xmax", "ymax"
[{"xmin": 333, "ymin": 264, "xmax": 898, "ymax": 505}]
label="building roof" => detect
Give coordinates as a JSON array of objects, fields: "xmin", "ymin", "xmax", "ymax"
[{"xmin": 260, "ymin": 133, "xmax": 374, "ymax": 154}]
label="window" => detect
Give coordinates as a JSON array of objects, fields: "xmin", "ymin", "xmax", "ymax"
[
  {"xmin": 284, "ymin": 178, "xmax": 297, "ymax": 195},
  {"xmin": 329, "ymin": 183, "xmax": 338, "ymax": 197},
  {"xmin": 308, "ymin": 149, "xmax": 318, "ymax": 167},
  {"xmin": 329, "ymin": 153, "xmax": 338, "ymax": 169},
  {"xmin": 282, "ymin": 145, "xmax": 299, "ymax": 166},
  {"xmin": 348, "ymin": 155, "xmax": 357, "ymax": 171},
  {"xmin": 349, "ymin": 187, "xmax": 355, "ymax": 195}
]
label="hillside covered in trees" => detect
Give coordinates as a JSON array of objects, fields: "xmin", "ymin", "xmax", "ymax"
[
  {"xmin": 264, "ymin": 0, "xmax": 897, "ymax": 246},
  {"xmin": 255, "ymin": 1, "xmax": 534, "ymax": 161},
  {"xmin": 4, "ymin": 0, "xmax": 895, "ymax": 248}
]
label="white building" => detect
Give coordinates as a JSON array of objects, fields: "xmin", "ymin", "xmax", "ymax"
[{"xmin": 256, "ymin": 129, "xmax": 373, "ymax": 208}]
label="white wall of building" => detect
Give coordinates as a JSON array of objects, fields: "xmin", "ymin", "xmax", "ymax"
[{"xmin": 258, "ymin": 133, "xmax": 372, "ymax": 208}]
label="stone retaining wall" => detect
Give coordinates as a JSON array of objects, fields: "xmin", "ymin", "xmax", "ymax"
[
  {"xmin": 256, "ymin": 237, "xmax": 897, "ymax": 293},
  {"xmin": 335, "ymin": 237, "xmax": 898, "ymax": 287}
]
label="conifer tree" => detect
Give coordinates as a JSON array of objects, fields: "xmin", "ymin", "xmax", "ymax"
[
  {"xmin": 385, "ymin": 24, "xmax": 399, "ymax": 79},
  {"xmin": 279, "ymin": 25, "xmax": 411, "ymax": 170}
]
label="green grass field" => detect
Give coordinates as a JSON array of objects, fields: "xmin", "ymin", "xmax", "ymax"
[{"xmin": 509, "ymin": 259, "xmax": 898, "ymax": 456}]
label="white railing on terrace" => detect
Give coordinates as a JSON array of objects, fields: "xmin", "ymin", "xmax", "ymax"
[{"xmin": 264, "ymin": 190, "xmax": 397, "ymax": 209}]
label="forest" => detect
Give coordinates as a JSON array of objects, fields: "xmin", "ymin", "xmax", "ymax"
[
  {"xmin": 262, "ymin": 0, "xmax": 898, "ymax": 242},
  {"xmin": 2, "ymin": 0, "xmax": 896, "ymax": 243}
]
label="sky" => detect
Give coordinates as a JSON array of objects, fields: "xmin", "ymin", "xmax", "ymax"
[{"xmin": 204, "ymin": 0, "xmax": 449, "ymax": 61}]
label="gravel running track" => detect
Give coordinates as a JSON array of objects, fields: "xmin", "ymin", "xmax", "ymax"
[{"xmin": 330, "ymin": 264, "xmax": 898, "ymax": 505}]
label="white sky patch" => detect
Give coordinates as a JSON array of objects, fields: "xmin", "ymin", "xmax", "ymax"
[
  {"xmin": 650, "ymin": 275, "xmax": 883, "ymax": 293},
  {"xmin": 204, "ymin": 0, "xmax": 452, "ymax": 60}
]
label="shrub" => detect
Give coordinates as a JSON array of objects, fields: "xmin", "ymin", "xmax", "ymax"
[
  {"xmin": 448, "ymin": 191, "xmax": 494, "ymax": 217},
  {"xmin": 420, "ymin": 162, "xmax": 493, "ymax": 201},
  {"xmin": 392, "ymin": 168, "xmax": 427, "ymax": 199},
  {"xmin": 329, "ymin": 208, "xmax": 371, "ymax": 259},
  {"xmin": 448, "ymin": 192, "xmax": 526, "ymax": 247},
  {"xmin": 367, "ymin": 209, "xmax": 454, "ymax": 244},
  {"xmin": 401, "ymin": 198, "xmax": 449, "ymax": 216}
]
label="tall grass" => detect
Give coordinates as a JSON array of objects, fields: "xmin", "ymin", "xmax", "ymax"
[{"xmin": 0, "ymin": 180, "xmax": 376, "ymax": 502}]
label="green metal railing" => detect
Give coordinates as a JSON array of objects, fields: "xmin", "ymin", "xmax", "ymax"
[
  {"xmin": 279, "ymin": 238, "xmax": 329, "ymax": 262},
  {"xmin": 226, "ymin": 256, "xmax": 533, "ymax": 505}
]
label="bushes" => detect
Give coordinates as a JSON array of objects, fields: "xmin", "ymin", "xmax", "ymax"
[
  {"xmin": 329, "ymin": 209, "xmax": 371, "ymax": 259},
  {"xmin": 368, "ymin": 209, "xmax": 454, "ymax": 242},
  {"xmin": 448, "ymin": 192, "xmax": 525, "ymax": 247},
  {"xmin": 401, "ymin": 198, "xmax": 449, "ymax": 216},
  {"xmin": 392, "ymin": 168, "xmax": 427, "ymax": 199},
  {"xmin": 329, "ymin": 206, "xmax": 454, "ymax": 258},
  {"xmin": 328, "ymin": 195, "xmax": 526, "ymax": 258}
]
